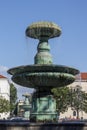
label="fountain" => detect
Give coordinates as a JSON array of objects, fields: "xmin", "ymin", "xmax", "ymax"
[
  {"xmin": 22, "ymin": 93, "xmax": 31, "ymax": 120},
  {"xmin": 8, "ymin": 21, "xmax": 79, "ymax": 122},
  {"xmin": 4, "ymin": 21, "xmax": 86, "ymax": 130}
]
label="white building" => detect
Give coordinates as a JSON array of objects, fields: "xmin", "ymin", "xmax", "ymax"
[
  {"xmin": 60, "ymin": 72, "xmax": 87, "ymax": 120},
  {"xmin": 0, "ymin": 75, "xmax": 10, "ymax": 119}
]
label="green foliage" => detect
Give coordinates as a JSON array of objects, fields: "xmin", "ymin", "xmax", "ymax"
[
  {"xmin": 52, "ymin": 85, "xmax": 87, "ymax": 119},
  {"xmin": 10, "ymin": 83, "xmax": 17, "ymax": 113},
  {"xmin": 0, "ymin": 96, "xmax": 10, "ymax": 113},
  {"xmin": 81, "ymin": 92, "xmax": 87, "ymax": 112},
  {"xmin": 51, "ymin": 87, "xmax": 70, "ymax": 114},
  {"xmin": 69, "ymin": 86, "xmax": 87, "ymax": 118}
]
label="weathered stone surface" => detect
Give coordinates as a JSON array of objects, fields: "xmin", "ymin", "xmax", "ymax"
[{"xmin": 0, "ymin": 121, "xmax": 86, "ymax": 130}]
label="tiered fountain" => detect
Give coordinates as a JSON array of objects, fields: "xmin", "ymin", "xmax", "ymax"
[
  {"xmin": 4, "ymin": 21, "xmax": 86, "ymax": 130},
  {"xmin": 8, "ymin": 21, "xmax": 79, "ymax": 122}
]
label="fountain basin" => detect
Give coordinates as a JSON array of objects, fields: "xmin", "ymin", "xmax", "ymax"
[
  {"xmin": 26, "ymin": 21, "xmax": 61, "ymax": 39},
  {"xmin": 8, "ymin": 64, "xmax": 79, "ymax": 89},
  {"xmin": 0, "ymin": 121, "xmax": 87, "ymax": 130}
]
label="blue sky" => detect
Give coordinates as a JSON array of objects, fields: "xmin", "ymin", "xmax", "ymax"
[{"xmin": 0, "ymin": 0, "xmax": 87, "ymax": 99}]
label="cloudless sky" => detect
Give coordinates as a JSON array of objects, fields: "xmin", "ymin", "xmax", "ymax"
[{"xmin": 0, "ymin": 0, "xmax": 87, "ymax": 99}]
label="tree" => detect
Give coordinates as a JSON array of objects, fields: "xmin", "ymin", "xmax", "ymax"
[
  {"xmin": 10, "ymin": 83, "xmax": 17, "ymax": 114},
  {"xmin": 51, "ymin": 85, "xmax": 87, "ymax": 119},
  {"xmin": 81, "ymin": 92, "xmax": 87, "ymax": 113},
  {"xmin": 51, "ymin": 87, "xmax": 70, "ymax": 115},
  {"xmin": 69, "ymin": 85, "xmax": 87, "ymax": 119},
  {"xmin": 0, "ymin": 96, "xmax": 10, "ymax": 113}
]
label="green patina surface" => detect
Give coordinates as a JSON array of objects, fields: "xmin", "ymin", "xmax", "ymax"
[
  {"xmin": 31, "ymin": 95, "xmax": 57, "ymax": 122},
  {"xmin": 34, "ymin": 41, "xmax": 52, "ymax": 64}
]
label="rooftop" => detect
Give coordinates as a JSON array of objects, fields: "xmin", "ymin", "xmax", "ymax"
[
  {"xmin": 81, "ymin": 73, "xmax": 87, "ymax": 80},
  {"xmin": 0, "ymin": 75, "xmax": 6, "ymax": 79}
]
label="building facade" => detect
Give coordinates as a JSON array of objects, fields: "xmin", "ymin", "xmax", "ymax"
[
  {"xmin": 0, "ymin": 75, "xmax": 10, "ymax": 119},
  {"xmin": 60, "ymin": 72, "xmax": 87, "ymax": 120}
]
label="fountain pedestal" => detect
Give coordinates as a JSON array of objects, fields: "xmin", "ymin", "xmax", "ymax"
[{"xmin": 31, "ymin": 91, "xmax": 57, "ymax": 122}]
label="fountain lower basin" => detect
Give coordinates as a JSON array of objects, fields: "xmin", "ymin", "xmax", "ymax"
[
  {"xmin": 8, "ymin": 64, "xmax": 79, "ymax": 89},
  {"xmin": 0, "ymin": 120, "xmax": 87, "ymax": 130}
]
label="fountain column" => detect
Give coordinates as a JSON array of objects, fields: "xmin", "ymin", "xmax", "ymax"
[
  {"xmin": 30, "ymin": 36, "xmax": 58, "ymax": 122},
  {"xmin": 34, "ymin": 37, "xmax": 53, "ymax": 64}
]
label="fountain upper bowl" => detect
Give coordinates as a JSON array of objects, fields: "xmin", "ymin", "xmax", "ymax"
[{"xmin": 26, "ymin": 21, "xmax": 61, "ymax": 39}]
